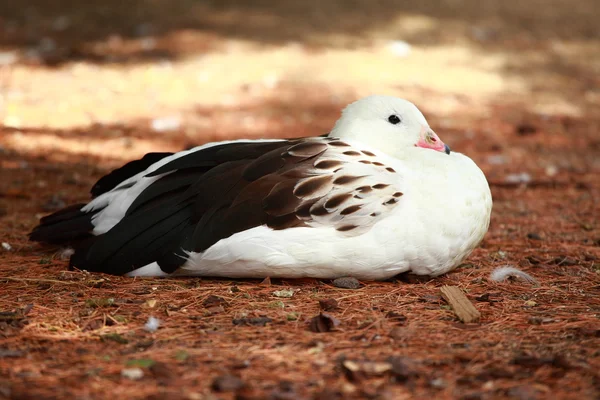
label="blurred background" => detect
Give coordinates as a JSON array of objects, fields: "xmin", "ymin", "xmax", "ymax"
[{"xmin": 0, "ymin": 0, "xmax": 599, "ymax": 181}]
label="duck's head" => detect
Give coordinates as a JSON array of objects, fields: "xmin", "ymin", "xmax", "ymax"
[{"xmin": 330, "ymin": 95, "xmax": 450, "ymax": 156}]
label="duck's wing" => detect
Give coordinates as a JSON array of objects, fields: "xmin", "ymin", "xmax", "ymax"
[
  {"xmin": 90, "ymin": 152, "xmax": 174, "ymax": 198},
  {"xmin": 30, "ymin": 138, "xmax": 405, "ymax": 275}
]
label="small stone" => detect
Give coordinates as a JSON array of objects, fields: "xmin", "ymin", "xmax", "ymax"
[
  {"xmin": 332, "ymin": 277, "xmax": 360, "ymax": 289},
  {"xmin": 121, "ymin": 368, "xmax": 144, "ymax": 380},
  {"xmin": 524, "ymin": 300, "xmax": 537, "ymax": 307},
  {"xmin": 1, "ymin": 242, "xmax": 12, "ymax": 251}
]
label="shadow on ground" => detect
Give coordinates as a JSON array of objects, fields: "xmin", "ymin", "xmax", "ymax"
[{"xmin": 1, "ymin": 0, "xmax": 598, "ymax": 65}]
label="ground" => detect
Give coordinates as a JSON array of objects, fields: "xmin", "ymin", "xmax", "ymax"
[{"xmin": 1, "ymin": 1, "xmax": 600, "ymax": 399}]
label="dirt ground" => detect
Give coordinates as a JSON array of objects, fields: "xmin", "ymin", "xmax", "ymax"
[{"xmin": 1, "ymin": 1, "xmax": 600, "ymax": 399}]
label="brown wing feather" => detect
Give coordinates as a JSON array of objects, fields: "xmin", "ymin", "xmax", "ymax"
[{"xmin": 182, "ymin": 137, "xmax": 404, "ymax": 251}]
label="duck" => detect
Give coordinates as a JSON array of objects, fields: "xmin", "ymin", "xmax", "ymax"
[{"xmin": 29, "ymin": 95, "xmax": 492, "ymax": 279}]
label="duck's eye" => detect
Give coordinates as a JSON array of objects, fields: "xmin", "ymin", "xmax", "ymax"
[{"xmin": 388, "ymin": 115, "xmax": 401, "ymax": 125}]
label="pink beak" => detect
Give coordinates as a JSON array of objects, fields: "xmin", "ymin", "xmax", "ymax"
[{"xmin": 416, "ymin": 126, "xmax": 451, "ymax": 154}]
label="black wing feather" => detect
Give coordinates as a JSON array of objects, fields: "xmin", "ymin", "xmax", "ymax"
[
  {"xmin": 69, "ymin": 197, "xmax": 194, "ymax": 274},
  {"xmin": 28, "ymin": 203, "xmax": 95, "ymax": 244},
  {"xmin": 146, "ymin": 141, "xmax": 288, "ymax": 177},
  {"xmin": 91, "ymin": 152, "xmax": 173, "ymax": 197}
]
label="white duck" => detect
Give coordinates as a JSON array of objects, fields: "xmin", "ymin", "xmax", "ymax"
[{"xmin": 30, "ymin": 95, "xmax": 492, "ymax": 279}]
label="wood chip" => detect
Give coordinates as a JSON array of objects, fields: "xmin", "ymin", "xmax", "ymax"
[{"xmin": 440, "ymin": 285, "xmax": 480, "ymax": 323}]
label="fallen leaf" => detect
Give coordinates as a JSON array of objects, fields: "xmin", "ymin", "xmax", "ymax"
[
  {"xmin": 273, "ymin": 288, "xmax": 297, "ymax": 298},
  {"xmin": 145, "ymin": 299, "xmax": 157, "ymax": 308},
  {"xmin": 260, "ymin": 277, "xmax": 271, "ymax": 286},
  {"xmin": 309, "ymin": 313, "xmax": 340, "ymax": 333},
  {"xmin": 318, "ymin": 298, "xmax": 339, "ymax": 311}
]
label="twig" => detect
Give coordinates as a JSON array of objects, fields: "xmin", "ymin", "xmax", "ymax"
[
  {"xmin": 440, "ymin": 285, "xmax": 481, "ymax": 323},
  {"xmin": 0, "ymin": 277, "xmax": 82, "ymax": 285}
]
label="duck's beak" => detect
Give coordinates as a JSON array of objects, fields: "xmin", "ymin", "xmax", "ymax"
[{"xmin": 416, "ymin": 126, "xmax": 451, "ymax": 155}]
